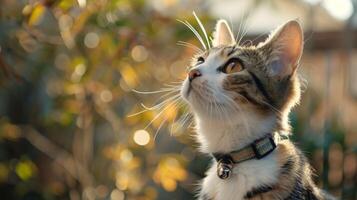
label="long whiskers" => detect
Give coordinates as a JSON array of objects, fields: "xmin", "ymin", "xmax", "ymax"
[
  {"xmin": 237, "ymin": 15, "xmax": 250, "ymax": 46},
  {"xmin": 132, "ymin": 88, "xmax": 178, "ymax": 94},
  {"xmin": 129, "ymin": 80, "xmax": 194, "ymax": 142},
  {"xmin": 174, "ymin": 107, "xmax": 193, "ymax": 134},
  {"xmin": 177, "ymin": 41, "xmax": 204, "ymax": 54},
  {"xmin": 141, "ymin": 94, "xmax": 181, "ymax": 111},
  {"xmin": 154, "ymin": 118, "xmax": 167, "ymax": 141},
  {"xmin": 193, "ymin": 11, "xmax": 211, "ymax": 49},
  {"xmin": 143, "ymin": 96, "xmax": 182, "ymax": 130},
  {"xmin": 128, "ymin": 87, "xmax": 181, "ymax": 117},
  {"xmin": 127, "ymin": 94, "xmax": 179, "ymax": 117},
  {"xmin": 177, "ymin": 19, "xmax": 207, "ymax": 50},
  {"xmin": 169, "ymin": 100, "xmax": 186, "ymax": 135}
]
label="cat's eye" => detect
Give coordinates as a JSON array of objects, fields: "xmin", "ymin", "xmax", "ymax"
[
  {"xmin": 222, "ymin": 58, "xmax": 243, "ymax": 74},
  {"xmin": 197, "ymin": 57, "xmax": 205, "ymax": 65}
]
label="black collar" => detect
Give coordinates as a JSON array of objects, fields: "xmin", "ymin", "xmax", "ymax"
[
  {"xmin": 212, "ymin": 134, "xmax": 277, "ymax": 164},
  {"xmin": 212, "ymin": 134, "xmax": 277, "ymax": 180}
]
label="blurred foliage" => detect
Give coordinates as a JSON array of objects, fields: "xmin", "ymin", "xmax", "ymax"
[
  {"xmin": 0, "ymin": 0, "xmax": 356, "ymax": 200},
  {"xmin": 0, "ymin": 0, "xmax": 208, "ymax": 199}
]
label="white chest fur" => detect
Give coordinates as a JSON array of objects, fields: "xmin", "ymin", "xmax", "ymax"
[
  {"xmin": 201, "ymin": 152, "xmax": 279, "ymax": 200},
  {"xmin": 195, "ymin": 113, "xmax": 279, "ymax": 199}
]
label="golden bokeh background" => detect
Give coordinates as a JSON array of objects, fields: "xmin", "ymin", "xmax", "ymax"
[{"xmin": 0, "ymin": 0, "xmax": 356, "ymax": 199}]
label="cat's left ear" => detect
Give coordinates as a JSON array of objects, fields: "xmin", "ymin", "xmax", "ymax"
[
  {"xmin": 212, "ymin": 19, "xmax": 235, "ymax": 47},
  {"xmin": 259, "ymin": 20, "xmax": 303, "ymax": 78}
]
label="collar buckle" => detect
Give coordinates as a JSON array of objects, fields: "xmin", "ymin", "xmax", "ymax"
[{"xmin": 251, "ymin": 137, "xmax": 276, "ymax": 159}]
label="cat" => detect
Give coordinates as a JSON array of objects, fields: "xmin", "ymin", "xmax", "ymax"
[{"xmin": 179, "ymin": 19, "xmax": 335, "ymax": 200}]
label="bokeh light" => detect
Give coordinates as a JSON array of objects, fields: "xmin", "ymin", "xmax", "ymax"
[
  {"xmin": 322, "ymin": 0, "xmax": 353, "ymax": 21},
  {"xmin": 120, "ymin": 149, "xmax": 133, "ymax": 162},
  {"xmin": 84, "ymin": 32, "xmax": 100, "ymax": 48},
  {"xmin": 110, "ymin": 189, "xmax": 125, "ymax": 200},
  {"xmin": 100, "ymin": 90, "xmax": 113, "ymax": 103},
  {"xmin": 131, "ymin": 45, "xmax": 148, "ymax": 62},
  {"xmin": 0, "ymin": 0, "xmax": 356, "ymax": 199},
  {"xmin": 71, "ymin": 63, "xmax": 86, "ymax": 82},
  {"xmin": 133, "ymin": 130, "xmax": 150, "ymax": 146}
]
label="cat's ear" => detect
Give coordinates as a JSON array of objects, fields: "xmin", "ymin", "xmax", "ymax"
[
  {"xmin": 212, "ymin": 20, "xmax": 235, "ymax": 47},
  {"xmin": 259, "ymin": 20, "xmax": 303, "ymax": 78}
]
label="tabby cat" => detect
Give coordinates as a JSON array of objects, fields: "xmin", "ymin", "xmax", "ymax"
[{"xmin": 179, "ymin": 19, "xmax": 335, "ymax": 200}]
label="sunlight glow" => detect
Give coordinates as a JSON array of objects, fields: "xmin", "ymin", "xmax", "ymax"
[
  {"xmin": 301, "ymin": 0, "xmax": 321, "ymax": 4},
  {"xmin": 77, "ymin": 0, "xmax": 86, "ymax": 8},
  {"xmin": 322, "ymin": 0, "xmax": 353, "ymax": 21},
  {"xmin": 133, "ymin": 130, "xmax": 150, "ymax": 146}
]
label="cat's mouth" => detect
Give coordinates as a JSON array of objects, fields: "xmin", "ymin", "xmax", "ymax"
[{"xmin": 182, "ymin": 80, "xmax": 214, "ymax": 104}]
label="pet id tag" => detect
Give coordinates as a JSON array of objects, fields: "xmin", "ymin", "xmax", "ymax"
[{"xmin": 217, "ymin": 159, "xmax": 233, "ymax": 179}]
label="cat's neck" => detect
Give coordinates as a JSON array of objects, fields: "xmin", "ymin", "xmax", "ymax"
[{"xmin": 195, "ymin": 112, "xmax": 277, "ymax": 154}]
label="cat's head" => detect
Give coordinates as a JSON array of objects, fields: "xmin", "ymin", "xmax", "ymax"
[{"xmin": 180, "ymin": 19, "xmax": 303, "ymax": 129}]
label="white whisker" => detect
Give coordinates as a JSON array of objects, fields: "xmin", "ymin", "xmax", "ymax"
[
  {"xmin": 177, "ymin": 19, "xmax": 207, "ymax": 50},
  {"xmin": 127, "ymin": 109, "xmax": 150, "ymax": 118},
  {"xmin": 144, "ymin": 97, "xmax": 182, "ymax": 130},
  {"xmin": 141, "ymin": 94, "xmax": 181, "ymax": 111},
  {"xmin": 235, "ymin": 19, "xmax": 243, "ymax": 44},
  {"xmin": 129, "ymin": 93, "xmax": 180, "ymax": 117},
  {"xmin": 229, "ymin": 15, "xmax": 234, "ymax": 41},
  {"xmin": 132, "ymin": 88, "xmax": 177, "ymax": 94},
  {"xmin": 156, "ymin": 90, "xmax": 180, "ymax": 102},
  {"xmin": 169, "ymin": 101, "xmax": 185, "ymax": 135},
  {"xmin": 177, "ymin": 41, "xmax": 203, "ymax": 53},
  {"xmin": 182, "ymin": 112, "xmax": 193, "ymax": 128},
  {"xmin": 234, "ymin": 12, "xmax": 248, "ymax": 45},
  {"xmin": 193, "ymin": 11, "xmax": 211, "ymax": 49},
  {"xmin": 153, "ymin": 118, "xmax": 167, "ymax": 141},
  {"xmin": 235, "ymin": 13, "xmax": 247, "ymax": 43},
  {"xmin": 237, "ymin": 18, "xmax": 248, "ymax": 46}
]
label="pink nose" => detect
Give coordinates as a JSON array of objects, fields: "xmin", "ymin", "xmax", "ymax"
[{"xmin": 188, "ymin": 69, "xmax": 201, "ymax": 82}]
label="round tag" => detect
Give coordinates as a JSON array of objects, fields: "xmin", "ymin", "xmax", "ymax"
[{"xmin": 217, "ymin": 160, "xmax": 233, "ymax": 179}]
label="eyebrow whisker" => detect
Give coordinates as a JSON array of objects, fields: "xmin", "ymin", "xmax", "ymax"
[
  {"xmin": 177, "ymin": 19, "xmax": 207, "ymax": 50},
  {"xmin": 193, "ymin": 11, "xmax": 211, "ymax": 49}
]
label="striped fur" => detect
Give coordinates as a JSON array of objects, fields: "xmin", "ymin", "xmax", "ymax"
[{"xmin": 180, "ymin": 19, "xmax": 334, "ymax": 200}]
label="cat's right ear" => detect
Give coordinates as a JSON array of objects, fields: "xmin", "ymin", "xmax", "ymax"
[
  {"xmin": 212, "ymin": 20, "xmax": 235, "ymax": 47},
  {"xmin": 258, "ymin": 20, "xmax": 303, "ymax": 78}
]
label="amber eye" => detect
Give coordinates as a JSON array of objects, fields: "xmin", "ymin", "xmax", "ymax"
[{"xmin": 223, "ymin": 59, "xmax": 243, "ymax": 74}]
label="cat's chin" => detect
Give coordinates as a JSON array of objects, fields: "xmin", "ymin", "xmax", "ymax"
[
  {"xmin": 180, "ymin": 78, "xmax": 255, "ymax": 123},
  {"xmin": 188, "ymin": 100, "xmax": 240, "ymax": 123}
]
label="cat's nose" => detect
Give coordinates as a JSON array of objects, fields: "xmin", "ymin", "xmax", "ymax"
[{"xmin": 188, "ymin": 69, "xmax": 201, "ymax": 82}]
